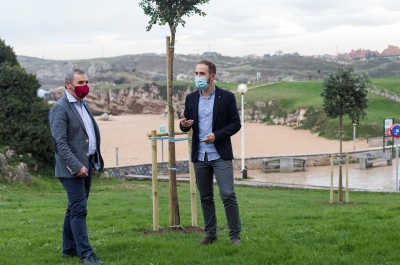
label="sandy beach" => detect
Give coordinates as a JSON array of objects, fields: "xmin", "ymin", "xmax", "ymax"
[{"xmin": 97, "ymin": 114, "xmax": 369, "ymax": 167}]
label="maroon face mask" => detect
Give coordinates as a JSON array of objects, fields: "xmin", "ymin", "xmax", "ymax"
[{"xmin": 72, "ymin": 84, "xmax": 90, "ymax": 98}]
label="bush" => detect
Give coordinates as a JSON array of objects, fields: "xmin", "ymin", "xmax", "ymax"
[{"xmin": 0, "ymin": 39, "xmax": 53, "ymax": 173}]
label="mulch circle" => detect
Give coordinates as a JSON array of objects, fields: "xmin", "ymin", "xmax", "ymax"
[{"xmin": 143, "ymin": 226, "xmax": 204, "ymax": 234}]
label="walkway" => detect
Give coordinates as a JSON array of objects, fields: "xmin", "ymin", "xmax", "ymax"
[{"xmin": 126, "ymin": 159, "xmax": 400, "ymax": 193}]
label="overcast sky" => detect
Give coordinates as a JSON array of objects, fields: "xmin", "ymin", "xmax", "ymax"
[{"xmin": 1, "ymin": 0, "xmax": 399, "ymax": 60}]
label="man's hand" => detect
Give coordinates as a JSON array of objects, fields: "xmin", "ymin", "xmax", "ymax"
[
  {"xmin": 180, "ymin": 114, "xmax": 194, "ymax": 128},
  {"xmin": 200, "ymin": 133, "xmax": 216, "ymax": 144},
  {"xmin": 76, "ymin": 166, "xmax": 89, "ymax": 178}
]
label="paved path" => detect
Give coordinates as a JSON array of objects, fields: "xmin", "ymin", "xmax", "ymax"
[{"xmin": 126, "ymin": 159, "xmax": 400, "ymax": 193}]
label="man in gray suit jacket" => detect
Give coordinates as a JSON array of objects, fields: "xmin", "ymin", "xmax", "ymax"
[{"xmin": 49, "ymin": 68, "xmax": 104, "ymax": 264}]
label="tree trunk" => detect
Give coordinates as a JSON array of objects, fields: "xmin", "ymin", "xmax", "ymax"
[
  {"xmin": 166, "ymin": 35, "xmax": 180, "ymax": 227},
  {"xmin": 338, "ymin": 113, "xmax": 343, "ymax": 203}
]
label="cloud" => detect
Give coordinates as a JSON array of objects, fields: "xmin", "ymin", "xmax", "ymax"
[{"xmin": 1, "ymin": 0, "xmax": 399, "ymax": 59}]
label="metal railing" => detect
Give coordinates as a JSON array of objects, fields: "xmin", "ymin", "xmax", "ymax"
[{"xmin": 367, "ymin": 85, "xmax": 400, "ymax": 103}]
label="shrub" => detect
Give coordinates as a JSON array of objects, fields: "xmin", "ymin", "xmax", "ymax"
[{"xmin": 0, "ymin": 39, "xmax": 53, "ymax": 173}]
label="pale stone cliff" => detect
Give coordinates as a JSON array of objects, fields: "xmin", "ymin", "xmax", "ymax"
[
  {"xmin": 45, "ymin": 85, "xmax": 309, "ymax": 126},
  {"xmin": 46, "ymin": 85, "xmax": 188, "ymax": 118}
]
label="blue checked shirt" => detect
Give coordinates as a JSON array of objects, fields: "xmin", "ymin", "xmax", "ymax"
[
  {"xmin": 197, "ymin": 87, "xmax": 220, "ymax": 161},
  {"xmin": 66, "ymin": 92, "xmax": 97, "ymax": 155}
]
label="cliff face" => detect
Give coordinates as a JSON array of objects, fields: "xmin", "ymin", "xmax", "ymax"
[{"xmin": 46, "ymin": 85, "xmax": 188, "ymax": 117}]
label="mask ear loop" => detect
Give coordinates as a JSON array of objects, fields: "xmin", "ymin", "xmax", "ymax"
[{"xmin": 207, "ymin": 74, "xmax": 214, "ymax": 84}]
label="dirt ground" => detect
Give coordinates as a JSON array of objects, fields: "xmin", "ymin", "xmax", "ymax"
[{"xmin": 97, "ymin": 114, "xmax": 369, "ymax": 167}]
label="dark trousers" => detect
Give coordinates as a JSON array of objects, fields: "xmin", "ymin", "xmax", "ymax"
[
  {"xmin": 59, "ymin": 175, "xmax": 93, "ymax": 259},
  {"xmin": 193, "ymin": 156, "xmax": 241, "ymax": 239}
]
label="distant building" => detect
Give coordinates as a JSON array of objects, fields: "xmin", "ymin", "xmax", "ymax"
[
  {"xmin": 336, "ymin": 45, "xmax": 400, "ymax": 60},
  {"xmin": 337, "ymin": 48, "xmax": 379, "ymax": 60},
  {"xmin": 37, "ymin": 88, "xmax": 50, "ymax": 98},
  {"xmin": 243, "ymin": 54, "xmax": 262, "ymax": 59},
  {"xmin": 380, "ymin": 45, "xmax": 400, "ymax": 58}
]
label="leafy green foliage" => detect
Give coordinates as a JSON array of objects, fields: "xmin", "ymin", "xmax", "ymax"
[
  {"xmin": 321, "ymin": 68, "xmax": 370, "ymax": 124},
  {"xmin": 0, "ymin": 39, "xmax": 53, "ymax": 172},
  {"xmin": 0, "ymin": 39, "xmax": 19, "ymax": 67},
  {"xmin": 139, "ymin": 0, "xmax": 210, "ymax": 33}
]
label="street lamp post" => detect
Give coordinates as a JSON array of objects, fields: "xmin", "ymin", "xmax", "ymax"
[{"xmin": 238, "ymin": 84, "xmax": 248, "ymax": 179}]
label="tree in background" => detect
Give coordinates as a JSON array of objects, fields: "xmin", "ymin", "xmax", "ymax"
[
  {"xmin": 321, "ymin": 68, "xmax": 370, "ymax": 203},
  {"xmin": 139, "ymin": 0, "xmax": 209, "ymax": 228},
  {"xmin": 0, "ymin": 39, "xmax": 53, "ymax": 171}
]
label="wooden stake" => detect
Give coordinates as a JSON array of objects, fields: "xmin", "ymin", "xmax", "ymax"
[
  {"xmin": 346, "ymin": 153, "xmax": 349, "ymax": 203},
  {"xmin": 188, "ymin": 129, "xmax": 197, "ymax": 226},
  {"xmin": 330, "ymin": 153, "xmax": 334, "ymax": 204},
  {"xmin": 151, "ymin": 130, "xmax": 159, "ymax": 231}
]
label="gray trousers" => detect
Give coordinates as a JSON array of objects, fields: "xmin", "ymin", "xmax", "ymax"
[{"xmin": 193, "ymin": 156, "xmax": 241, "ymax": 239}]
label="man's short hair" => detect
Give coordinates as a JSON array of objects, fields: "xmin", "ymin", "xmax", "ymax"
[
  {"xmin": 65, "ymin": 68, "xmax": 86, "ymax": 84},
  {"xmin": 197, "ymin": 60, "xmax": 216, "ymax": 75}
]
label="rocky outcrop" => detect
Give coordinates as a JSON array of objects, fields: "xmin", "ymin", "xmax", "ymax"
[
  {"xmin": 272, "ymin": 108, "xmax": 308, "ymax": 126},
  {"xmin": 46, "ymin": 85, "xmax": 177, "ymax": 116},
  {"xmin": 98, "ymin": 113, "xmax": 115, "ymax": 121},
  {"xmin": 0, "ymin": 153, "xmax": 33, "ymax": 184}
]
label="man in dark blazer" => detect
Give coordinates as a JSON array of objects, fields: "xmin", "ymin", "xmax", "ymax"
[
  {"xmin": 49, "ymin": 68, "xmax": 104, "ymax": 264},
  {"xmin": 180, "ymin": 60, "xmax": 242, "ymax": 245}
]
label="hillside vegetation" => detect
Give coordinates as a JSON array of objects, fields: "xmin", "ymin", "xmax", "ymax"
[
  {"xmin": 237, "ymin": 77, "xmax": 400, "ymax": 140},
  {"xmin": 18, "ymin": 53, "xmax": 400, "ymax": 91}
]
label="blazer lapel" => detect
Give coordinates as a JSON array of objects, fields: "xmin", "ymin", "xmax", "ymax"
[
  {"xmin": 193, "ymin": 91, "xmax": 200, "ymax": 122},
  {"xmin": 212, "ymin": 87, "xmax": 221, "ymax": 126}
]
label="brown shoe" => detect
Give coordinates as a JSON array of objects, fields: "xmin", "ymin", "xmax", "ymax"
[
  {"xmin": 199, "ymin": 237, "xmax": 217, "ymax": 245},
  {"xmin": 231, "ymin": 237, "xmax": 241, "ymax": 245}
]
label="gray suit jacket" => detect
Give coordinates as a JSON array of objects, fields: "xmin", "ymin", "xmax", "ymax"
[{"xmin": 49, "ymin": 93, "xmax": 104, "ymax": 178}]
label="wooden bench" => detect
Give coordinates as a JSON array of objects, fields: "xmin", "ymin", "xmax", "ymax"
[
  {"xmin": 262, "ymin": 157, "xmax": 307, "ymax": 173},
  {"xmin": 355, "ymin": 151, "xmax": 392, "ymax": 170}
]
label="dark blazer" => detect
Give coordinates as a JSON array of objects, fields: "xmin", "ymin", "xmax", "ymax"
[
  {"xmin": 49, "ymin": 93, "xmax": 104, "ymax": 178},
  {"xmin": 180, "ymin": 86, "xmax": 241, "ymax": 162}
]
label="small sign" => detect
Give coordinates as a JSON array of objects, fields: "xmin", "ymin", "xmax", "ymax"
[
  {"xmin": 390, "ymin": 124, "xmax": 400, "ymax": 138},
  {"xmin": 160, "ymin": 124, "xmax": 166, "ymax": 133},
  {"xmin": 385, "ymin": 118, "xmax": 394, "ymax": 136}
]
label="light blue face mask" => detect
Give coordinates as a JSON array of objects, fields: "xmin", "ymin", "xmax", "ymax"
[{"xmin": 195, "ymin": 76, "xmax": 210, "ymax": 90}]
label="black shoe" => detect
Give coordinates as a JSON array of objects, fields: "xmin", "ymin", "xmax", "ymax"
[
  {"xmin": 62, "ymin": 251, "xmax": 77, "ymax": 258},
  {"xmin": 81, "ymin": 253, "xmax": 104, "ymax": 264},
  {"xmin": 199, "ymin": 237, "xmax": 217, "ymax": 245},
  {"xmin": 231, "ymin": 237, "xmax": 241, "ymax": 245}
]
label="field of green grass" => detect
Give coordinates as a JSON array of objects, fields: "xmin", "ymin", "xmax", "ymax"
[
  {"xmin": 2, "ymin": 176, "xmax": 400, "ymax": 264},
  {"xmin": 237, "ymin": 77, "xmax": 400, "ymax": 140},
  {"xmin": 371, "ymin": 77, "xmax": 400, "ymax": 93}
]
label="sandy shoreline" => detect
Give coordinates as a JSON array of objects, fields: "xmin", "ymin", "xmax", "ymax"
[{"xmin": 97, "ymin": 114, "xmax": 369, "ymax": 167}]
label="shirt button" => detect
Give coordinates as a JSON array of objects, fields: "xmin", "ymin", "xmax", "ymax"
[
  {"xmin": 86, "ymin": 153, "xmax": 89, "ymax": 157},
  {"xmin": 86, "ymin": 139, "xmax": 89, "ymax": 142}
]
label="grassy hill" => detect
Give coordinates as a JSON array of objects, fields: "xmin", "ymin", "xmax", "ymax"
[
  {"xmin": 236, "ymin": 77, "xmax": 400, "ymax": 140},
  {"xmin": 370, "ymin": 76, "xmax": 400, "ymax": 92}
]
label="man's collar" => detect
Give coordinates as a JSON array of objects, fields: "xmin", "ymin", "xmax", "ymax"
[
  {"xmin": 66, "ymin": 90, "xmax": 82, "ymax": 103},
  {"xmin": 199, "ymin": 85, "xmax": 216, "ymax": 97}
]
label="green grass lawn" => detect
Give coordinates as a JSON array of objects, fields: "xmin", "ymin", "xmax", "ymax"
[
  {"xmin": 371, "ymin": 76, "xmax": 400, "ymax": 93},
  {"xmin": 2, "ymin": 176, "xmax": 400, "ymax": 264}
]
